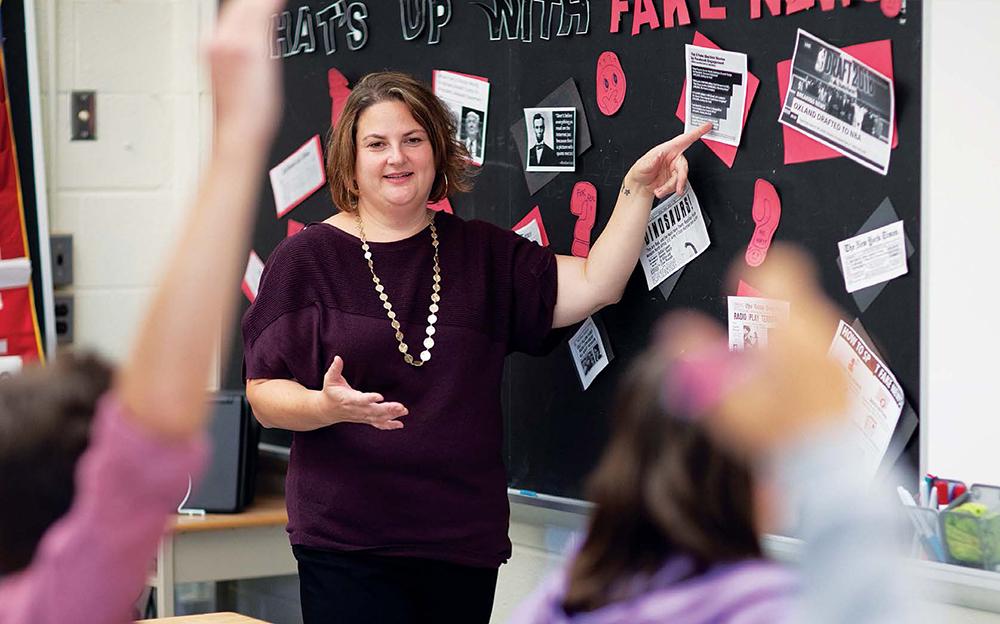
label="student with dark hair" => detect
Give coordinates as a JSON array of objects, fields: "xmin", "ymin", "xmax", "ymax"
[
  {"xmin": 512, "ymin": 246, "xmax": 915, "ymax": 624},
  {"xmin": 0, "ymin": 0, "xmax": 282, "ymax": 621}
]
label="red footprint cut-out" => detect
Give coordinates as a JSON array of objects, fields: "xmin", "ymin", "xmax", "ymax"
[
  {"xmin": 328, "ymin": 68, "xmax": 351, "ymax": 129},
  {"xmin": 745, "ymin": 179, "xmax": 781, "ymax": 268},
  {"xmin": 570, "ymin": 182, "xmax": 597, "ymax": 258}
]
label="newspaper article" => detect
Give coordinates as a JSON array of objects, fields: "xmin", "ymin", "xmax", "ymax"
[
  {"xmin": 838, "ymin": 220, "xmax": 908, "ymax": 293},
  {"xmin": 727, "ymin": 296, "xmax": 790, "ymax": 352},
  {"xmin": 268, "ymin": 135, "xmax": 325, "ymax": 218},
  {"xmin": 685, "ymin": 44, "xmax": 747, "ymax": 147},
  {"xmin": 828, "ymin": 320, "xmax": 905, "ymax": 479},
  {"xmin": 569, "ymin": 316, "xmax": 611, "ymax": 390},
  {"xmin": 779, "ymin": 29, "xmax": 894, "ymax": 175},
  {"xmin": 433, "ymin": 70, "xmax": 490, "ymax": 166},
  {"xmin": 639, "ymin": 185, "xmax": 710, "ymax": 290}
]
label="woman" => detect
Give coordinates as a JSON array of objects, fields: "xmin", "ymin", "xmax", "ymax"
[{"xmin": 243, "ymin": 71, "xmax": 710, "ymax": 623}]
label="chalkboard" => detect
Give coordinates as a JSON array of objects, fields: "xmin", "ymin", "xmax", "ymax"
[{"xmin": 225, "ymin": 0, "xmax": 922, "ymax": 501}]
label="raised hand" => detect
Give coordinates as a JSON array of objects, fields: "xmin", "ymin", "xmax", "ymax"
[
  {"xmin": 321, "ymin": 356, "xmax": 409, "ymax": 430},
  {"xmin": 625, "ymin": 122, "xmax": 712, "ymax": 198}
]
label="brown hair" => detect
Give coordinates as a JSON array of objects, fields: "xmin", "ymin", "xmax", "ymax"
[
  {"xmin": 562, "ymin": 348, "xmax": 761, "ymax": 614},
  {"xmin": 0, "ymin": 351, "xmax": 113, "ymax": 573},
  {"xmin": 326, "ymin": 71, "xmax": 476, "ymax": 212}
]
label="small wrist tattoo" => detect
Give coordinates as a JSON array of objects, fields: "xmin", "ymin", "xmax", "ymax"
[{"xmin": 621, "ymin": 186, "xmax": 631, "ymax": 197}]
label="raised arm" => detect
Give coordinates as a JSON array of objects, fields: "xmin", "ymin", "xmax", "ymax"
[
  {"xmin": 552, "ymin": 122, "xmax": 711, "ymax": 329},
  {"xmin": 118, "ymin": 0, "xmax": 282, "ymax": 439}
]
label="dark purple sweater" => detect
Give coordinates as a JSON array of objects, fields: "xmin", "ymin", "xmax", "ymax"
[{"xmin": 242, "ymin": 212, "xmax": 557, "ymax": 568}]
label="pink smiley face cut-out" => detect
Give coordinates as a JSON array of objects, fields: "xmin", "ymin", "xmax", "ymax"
[
  {"xmin": 596, "ymin": 51, "xmax": 626, "ymax": 116},
  {"xmin": 881, "ymin": 0, "xmax": 902, "ymax": 19}
]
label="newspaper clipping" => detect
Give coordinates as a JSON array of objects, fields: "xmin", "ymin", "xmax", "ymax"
[
  {"xmin": 685, "ymin": 44, "xmax": 747, "ymax": 147},
  {"xmin": 639, "ymin": 185, "xmax": 710, "ymax": 290},
  {"xmin": 569, "ymin": 316, "xmax": 611, "ymax": 390},
  {"xmin": 837, "ymin": 220, "xmax": 908, "ymax": 293},
  {"xmin": 828, "ymin": 320, "xmax": 905, "ymax": 479},
  {"xmin": 727, "ymin": 296, "xmax": 790, "ymax": 352},
  {"xmin": 433, "ymin": 70, "xmax": 490, "ymax": 166},
  {"xmin": 779, "ymin": 29, "xmax": 894, "ymax": 175}
]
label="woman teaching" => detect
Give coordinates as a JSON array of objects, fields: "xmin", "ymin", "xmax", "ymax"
[{"xmin": 242, "ymin": 72, "xmax": 710, "ymax": 623}]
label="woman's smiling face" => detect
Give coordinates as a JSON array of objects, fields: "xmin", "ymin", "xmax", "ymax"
[{"xmin": 354, "ymin": 99, "xmax": 436, "ymax": 214}]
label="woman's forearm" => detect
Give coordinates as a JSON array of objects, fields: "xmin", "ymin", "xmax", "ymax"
[{"xmin": 246, "ymin": 379, "xmax": 340, "ymax": 431}]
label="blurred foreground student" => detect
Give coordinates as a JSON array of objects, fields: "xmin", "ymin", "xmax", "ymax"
[
  {"xmin": 512, "ymin": 246, "xmax": 916, "ymax": 624},
  {"xmin": 0, "ymin": 0, "xmax": 282, "ymax": 621}
]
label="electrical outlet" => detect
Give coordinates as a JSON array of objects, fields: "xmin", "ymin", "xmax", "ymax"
[
  {"xmin": 50, "ymin": 235, "xmax": 73, "ymax": 287},
  {"xmin": 54, "ymin": 295, "xmax": 73, "ymax": 344}
]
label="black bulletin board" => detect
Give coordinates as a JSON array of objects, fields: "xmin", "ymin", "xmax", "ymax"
[{"xmin": 225, "ymin": 0, "xmax": 922, "ymax": 501}]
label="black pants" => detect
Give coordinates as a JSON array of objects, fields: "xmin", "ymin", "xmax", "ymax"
[{"xmin": 293, "ymin": 545, "xmax": 499, "ymax": 624}]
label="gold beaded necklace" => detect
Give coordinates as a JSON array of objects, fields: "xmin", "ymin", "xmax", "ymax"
[{"xmin": 356, "ymin": 212, "xmax": 441, "ymax": 367}]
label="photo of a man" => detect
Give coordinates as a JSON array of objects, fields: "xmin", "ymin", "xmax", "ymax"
[
  {"xmin": 460, "ymin": 107, "xmax": 485, "ymax": 161},
  {"xmin": 528, "ymin": 112, "xmax": 558, "ymax": 167}
]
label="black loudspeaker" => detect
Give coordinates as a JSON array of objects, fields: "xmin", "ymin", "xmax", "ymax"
[{"xmin": 184, "ymin": 392, "xmax": 259, "ymax": 513}]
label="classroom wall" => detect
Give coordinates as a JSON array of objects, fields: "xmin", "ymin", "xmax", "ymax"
[
  {"xmin": 33, "ymin": 0, "xmax": 214, "ymax": 366},
  {"xmin": 923, "ymin": 0, "xmax": 1000, "ymax": 488}
]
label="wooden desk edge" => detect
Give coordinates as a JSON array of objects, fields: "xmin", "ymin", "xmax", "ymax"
[
  {"xmin": 136, "ymin": 611, "xmax": 272, "ymax": 623},
  {"xmin": 169, "ymin": 495, "xmax": 287, "ymax": 533}
]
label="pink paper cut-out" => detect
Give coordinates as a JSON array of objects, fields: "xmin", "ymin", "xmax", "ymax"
[
  {"xmin": 596, "ymin": 51, "xmax": 627, "ymax": 116},
  {"xmin": 777, "ymin": 39, "xmax": 898, "ymax": 165},
  {"xmin": 881, "ymin": 0, "xmax": 902, "ymax": 19},
  {"xmin": 745, "ymin": 179, "xmax": 780, "ymax": 267},
  {"xmin": 287, "ymin": 219, "xmax": 305, "ymax": 237},
  {"xmin": 428, "ymin": 197, "xmax": 454, "ymax": 214},
  {"xmin": 737, "ymin": 280, "xmax": 762, "ymax": 297},
  {"xmin": 570, "ymin": 182, "xmax": 597, "ymax": 258},
  {"xmin": 512, "ymin": 205, "xmax": 549, "ymax": 246},
  {"xmin": 328, "ymin": 68, "xmax": 352, "ymax": 129},
  {"xmin": 674, "ymin": 32, "xmax": 760, "ymax": 169}
]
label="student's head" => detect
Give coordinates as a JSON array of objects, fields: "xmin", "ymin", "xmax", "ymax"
[
  {"xmin": 326, "ymin": 71, "xmax": 475, "ymax": 212},
  {"xmin": 563, "ymin": 348, "xmax": 760, "ymax": 614},
  {"xmin": 0, "ymin": 352, "xmax": 113, "ymax": 573},
  {"xmin": 532, "ymin": 113, "xmax": 546, "ymax": 143}
]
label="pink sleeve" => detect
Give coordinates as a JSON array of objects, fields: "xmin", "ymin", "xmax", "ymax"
[{"xmin": 0, "ymin": 391, "xmax": 207, "ymax": 624}]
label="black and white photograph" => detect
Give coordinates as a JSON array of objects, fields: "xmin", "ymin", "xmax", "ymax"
[
  {"xmin": 779, "ymin": 29, "xmax": 894, "ymax": 175},
  {"xmin": 432, "ymin": 69, "xmax": 490, "ymax": 166},
  {"xmin": 524, "ymin": 107, "xmax": 576, "ymax": 172},
  {"xmin": 460, "ymin": 106, "xmax": 485, "ymax": 161},
  {"xmin": 568, "ymin": 316, "xmax": 612, "ymax": 390}
]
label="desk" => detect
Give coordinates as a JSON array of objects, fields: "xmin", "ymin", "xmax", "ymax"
[
  {"xmin": 151, "ymin": 496, "xmax": 296, "ymax": 617},
  {"xmin": 137, "ymin": 611, "xmax": 271, "ymax": 623}
]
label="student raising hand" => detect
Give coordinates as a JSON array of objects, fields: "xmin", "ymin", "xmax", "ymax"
[{"xmin": 0, "ymin": 1, "xmax": 283, "ymax": 623}]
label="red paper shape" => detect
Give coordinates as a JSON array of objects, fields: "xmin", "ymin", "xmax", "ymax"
[
  {"xmin": 428, "ymin": 197, "xmax": 453, "ymax": 214},
  {"xmin": 512, "ymin": 205, "xmax": 549, "ymax": 246},
  {"xmin": 674, "ymin": 32, "xmax": 760, "ymax": 169},
  {"xmin": 569, "ymin": 182, "xmax": 597, "ymax": 258},
  {"xmin": 328, "ymin": 68, "xmax": 351, "ymax": 129},
  {"xmin": 287, "ymin": 218, "xmax": 305, "ymax": 237},
  {"xmin": 777, "ymin": 39, "xmax": 898, "ymax": 165},
  {"xmin": 881, "ymin": 0, "xmax": 902, "ymax": 19},
  {"xmin": 596, "ymin": 51, "xmax": 627, "ymax": 116},
  {"xmin": 745, "ymin": 179, "xmax": 781, "ymax": 267},
  {"xmin": 737, "ymin": 280, "xmax": 762, "ymax": 297}
]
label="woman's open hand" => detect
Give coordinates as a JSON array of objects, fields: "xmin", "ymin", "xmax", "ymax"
[{"xmin": 320, "ymin": 356, "xmax": 408, "ymax": 430}]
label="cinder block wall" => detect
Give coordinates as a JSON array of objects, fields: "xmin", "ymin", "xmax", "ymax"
[{"xmin": 35, "ymin": 0, "xmax": 213, "ymax": 363}]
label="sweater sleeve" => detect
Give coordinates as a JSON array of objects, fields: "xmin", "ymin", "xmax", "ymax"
[
  {"xmin": 0, "ymin": 391, "xmax": 207, "ymax": 624},
  {"xmin": 500, "ymin": 229, "xmax": 558, "ymax": 356}
]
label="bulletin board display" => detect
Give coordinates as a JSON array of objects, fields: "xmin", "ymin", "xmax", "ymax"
[{"xmin": 225, "ymin": 0, "xmax": 923, "ymax": 501}]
